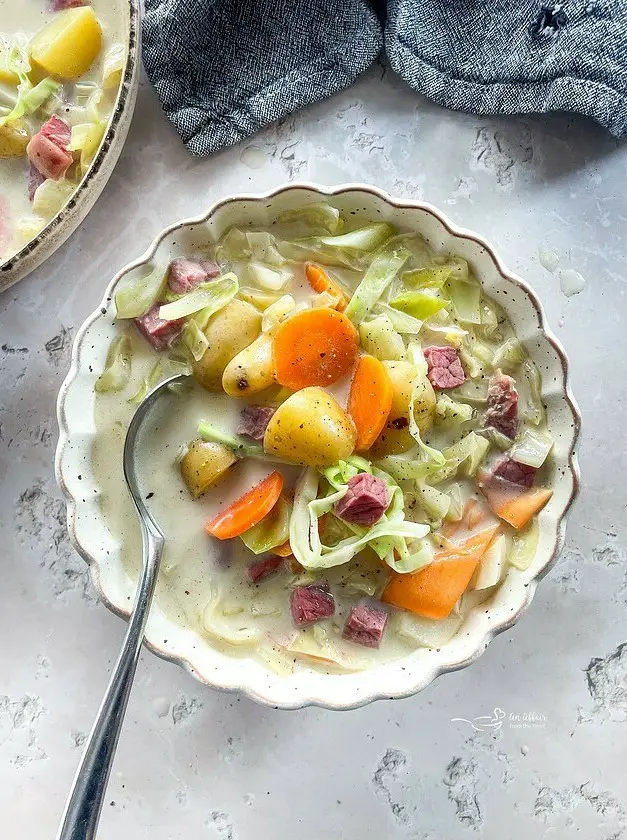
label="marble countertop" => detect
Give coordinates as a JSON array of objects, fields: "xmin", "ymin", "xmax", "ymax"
[{"xmin": 2, "ymin": 65, "xmax": 626, "ymax": 839}]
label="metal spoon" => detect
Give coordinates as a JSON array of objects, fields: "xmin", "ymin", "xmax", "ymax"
[{"xmin": 56, "ymin": 373, "xmax": 189, "ymax": 840}]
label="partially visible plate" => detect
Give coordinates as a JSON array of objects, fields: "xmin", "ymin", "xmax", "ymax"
[{"xmin": 0, "ymin": 0, "xmax": 140, "ymax": 293}]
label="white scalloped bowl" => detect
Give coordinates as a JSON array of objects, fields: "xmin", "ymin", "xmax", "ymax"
[{"xmin": 55, "ymin": 183, "xmax": 580, "ymax": 709}]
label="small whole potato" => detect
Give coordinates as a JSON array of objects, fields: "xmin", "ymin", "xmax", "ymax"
[
  {"xmin": 192, "ymin": 299, "xmax": 261, "ymax": 391},
  {"xmin": 0, "ymin": 121, "xmax": 30, "ymax": 158},
  {"xmin": 264, "ymin": 387, "xmax": 356, "ymax": 467},
  {"xmin": 222, "ymin": 333, "xmax": 274, "ymax": 398},
  {"xmin": 180, "ymin": 440, "xmax": 238, "ymax": 498},
  {"xmin": 369, "ymin": 360, "xmax": 435, "ymax": 457}
]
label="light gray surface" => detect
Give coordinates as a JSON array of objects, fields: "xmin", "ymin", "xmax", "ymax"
[{"xmin": 1, "ymin": 66, "xmax": 625, "ymax": 839}]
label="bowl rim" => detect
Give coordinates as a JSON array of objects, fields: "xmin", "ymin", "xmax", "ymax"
[
  {"xmin": 0, "ymin": 0, "xmax": 141, "ymax": 291},
  {"xmin": 55, "ymin": 181, "xmax": 581, "ymax": 709}
]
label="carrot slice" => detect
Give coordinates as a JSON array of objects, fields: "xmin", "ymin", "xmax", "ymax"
[
  {"xmin": 272, "ymin": 308, "xmax": 359, "ymax": 390},
  {"xmin": 382, "ymin": 526, "xmax": 499, "ymax": 620},
  {"xmin": 495, "ymin": 487, "xmax": 553, "ymax": 529},
  {"xmin": 205, "ymin": 472, "xmax": 283, "ymax": 540},
  {"xmin": 273, "ymin": 539, "xmax": 293, "ymax": 557},
  {"xmin": 479, "ymin": 471, "xmax": 553, "ymax": 530},
  {"xmin": 305, "ymin": 262, "xmax": 348, "ymax": 311},
  {"xmin": 348, "ymin": 355, "xmax": 394, "ymax": 451}
]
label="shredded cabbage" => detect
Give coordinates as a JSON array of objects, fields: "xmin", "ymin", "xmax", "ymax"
[
  {"xmin": 159, "ymin": 273, "xmax": 238, "ymax": 321},
  {"xmin": 478, "ymin": 428, "xmax": 513, "ymax": 451},
  {"xmin": 508, "ymin": 519, "xmax": 538, "ymax": 570},
  {"xmin": 102, "ymin": 43, "xmax": 125, "ymax": 90},
  {"xmin": 492, "ymin": 337, "xmax": 525, "ymax": 372},
  {"xmin": 446, "ymin": 483, "xmax": 464, "ymax": 521},
  {"xmin": 197, "ymin": 421, "xmax": 265, "ymax": 459},
  {"xmin": 277, "ymin": 202, "xmax": 342, "ymax": 234},
  {"xmin": 180, "ymin": 319, "xmax": 208, "ymax": 361},
  {"xmin": 390, "ymin": 290, "xmax": 448, "ymax": 320},
  {"xmin": 344, "ymin": 245, "xmax": 410, "ymax": 325},
  {"xmin": 446, "ymin": 261, "xmax": 481, "ymax": 324},
  {"xmin": 395, "ymin": 610, "xmax": 463, "ymax": 648},
  {"xmin": 95, "ymin": 334, "xmax": 131, "ymax": 393},
  {"xmin": 289, "ymin": 463, "xmax": 432, "ymax": 573},
  {"xmin": 115, "ymin": 264, "xmax": 169, "ymax": 319},
  {"xmin": 402, "ymin": 266, "xmax": 452, "ymax": 289},
  {"xmin": 318, "ymin": 223, "xmax": 394, "ymax": 251},
  {"xmin": 68, "ymin": 121, "xmax": 106, "ymax": 175},
  {"xmin": 16, "ymin": 215, "xmax": 45, "ymax": 244},
  {"xmin": 474, "ymin": 533, "xmax": 507, "ymax": 590},
  {"xmin": 0, "ymin": 42, "xmax": 60, "ymax": 127},
  {"xmin": 127, "ymin": 356, "xmax": 191, "ymax": 406},
  {"xmin": 509, "ymin": 428, "xmax": 553, "ymax": 468},
  {"xmin": 262, "ymin": 295, "xmax": 295, "ymax": 331},
  {"xmin": 240, "ymin": 496, "xmax": 291, "ymax": 555},
  {"xmin": 376, "ymin": 303, "xmax": 422, "ymax": 334},
  {"xmin": 405, "ymin": 343, "xmax": 446, "ymax": 466},
  {"xmin": 238, "ymin": 287, "xmax": 281, "ymax": 311},
  {"xmin": 32, "ymin": 179, "xmax": 75, "ymax": 220},
  {"xmin": 359, "ymin": 315, "xmax": 405, "ymax": 361},
  {"xmin": 414, "ymin": 482, "xmax": 451, "ymax": 521},
  {"xmin": 522, "ymin": 359, "xmax": 546, "ymax": 425},
  {"xmin": 247, "ymin": 262, "xmax": 288, "ymax": 291},
  {"xmin": 245, "ymin": 231, "xmax": 286, "ymax": 266},
  {"xmin": 202, "ymin": 588, "xmax": 262, "ymax": 647},
  {"xmin": 435, "ymin": 393, "xmax": 474, "ymax": 425}
]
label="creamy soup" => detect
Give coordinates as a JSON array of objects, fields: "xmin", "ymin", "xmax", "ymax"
[
  {"xmin": 93, "ymin": 206, "xmax": 554, "ymax": 675},
  {"xmin": 0, "ymin": 0, "xmax": 125, "ymax": 263}
]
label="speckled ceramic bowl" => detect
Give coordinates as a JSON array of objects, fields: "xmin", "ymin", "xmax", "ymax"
[
  {"xmin": 0, "ymin": 0, "xmax": 140, "ymax": 293},
  {"xmin": 55, "ymin": 183, "xmax": 581, "ymax": 710}
]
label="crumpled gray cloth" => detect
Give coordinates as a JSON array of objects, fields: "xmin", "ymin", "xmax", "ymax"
[{"xmin": 143, "ymin": 0, "xmax": 627, "ymax": 156}]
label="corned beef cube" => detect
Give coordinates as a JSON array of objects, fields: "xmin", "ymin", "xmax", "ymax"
[
  {"xmin": 423, "ymin": 345, "xmax": 465, "ymax": 389},
  {"xmin": 237, "ymin": 405, "xmax": 275, "ymax": 442},
  {"xmin": 167, "ymin": 258, "xmax": 220, "ymax": 294},
  {"xmin": 343, "ymin": 604, "xmax": 388, "ymax": 648},
  {"xmin": 134, "ymin": 304, "xmax": 184, "ymax": 350},
  {"xmin": 247, "ymin": 556, "xmax": 283, "ymax": 584},
  {"xmin": 334, "ymin": 473, "xmax": 389, "ymax": 526},
  {"xmin": 290, "ymin": 584, "xmax": 335, "ymax": 626},
  {"xmin": 492, "ymin": 456, "xmax": 536, "ymax": 488},
  {"xmin": 484, "ymin": 371, "xmax": 519, "ymax": 438}
]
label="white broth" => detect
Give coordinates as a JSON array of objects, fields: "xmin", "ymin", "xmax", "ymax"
[{"xmin": 0, "ymin": 0, "xmax": 126, "ymax": 263}]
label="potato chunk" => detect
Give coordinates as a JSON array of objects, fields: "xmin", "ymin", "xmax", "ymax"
[
  {"xmin": 0, "ymin": 121, "xmax": 30, "ymax": 158},
  {"xmin": 222, "ymin": 333, "xmax": 275, "ymax": 398},
  {"xmin": 192, "ymin": 299, "xmax": 262, "ymax": 391},
  {"xmin": 180, "ymin": 440, "xmax": 237, "ymax": 498},
  {"xmin": 29, "ymin": 7, "xmax": 102, "ymax": 80},
  {"xmin": 263, "ymin": 387, "xmax": 356, "ymax": 467},
  {"xmin": 369, "ymin": 360, "xmax": 435, "ymax": 457}
]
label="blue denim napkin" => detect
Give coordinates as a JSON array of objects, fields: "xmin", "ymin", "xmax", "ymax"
[{"xmin": 143, "ymin": 0, "xmax": 627, "ymax": 156}]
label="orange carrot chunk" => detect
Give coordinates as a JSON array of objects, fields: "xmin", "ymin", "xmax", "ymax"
[
  {"xmin": 494, "ymin": 487, "xmax": 553, "ymax": 529},
  {"xmin": 205, "ymin": 472, "xmax": 284, "ymax": 540},
  {"xmin": 305, "ymin": 262, "xmax": 348, "ymax": 311},
  {"xmin": 272, "ymin": 307, "xmax": 359, "ymax": 390},
  {"xmin": 273, "ymin": 539, "xmax": 293, "ymax": 557},
  {"xmin": 348, "ymin": 355, "xmax": 394, "ymax": 451},
  {"xmin": 478, "ymin": 471, "xmax": 553, "ymax": 530},
  {"xmin": 382, "ymin": 526, "xmax": 499, "ymax": 620}
]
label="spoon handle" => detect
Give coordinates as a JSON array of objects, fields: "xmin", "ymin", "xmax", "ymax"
[{"xmin": 56, "ymin": 521, "xmax": 163, "ymax": 840}]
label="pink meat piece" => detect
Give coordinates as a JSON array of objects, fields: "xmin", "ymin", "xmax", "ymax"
[
  {"xmin": 28, "ymin": 164, "xmax": 46, "ymax": 201},
  {"xmin": 50, "ymin": 0, "xmax": 87, "ymax": 9},
  {"xmin": 247, "ymin": 556, "xmax": 283, "ymax": 584},
  {"xmin": 26, "ymin": 134, "xmax": 73, "ymax": 180},
  {"xmin": 484, "ymin": 372, "xmax": 519, "ymax": 438},
  {"xmin": 167, "ymin": 257, "xmax": 220, "ymax": 294},
  {"xmin": 492, "ymin": 456, "xmax": 536, "ymax": 488},
  {"xmin": 334, "ymin": 473, "xmax": 390, "ymax": 526},
  {"xmin": 290, "ymin": 584, "xmax": 335, "ymax": 626},
  {"xmin": 134, "ymin": 304, "xmax": 184, "ymax": 351},
  {"xmin": 343, "ymin": 604, "xmax": 388, "ymax": 649},
  {"xmin": 40, "ymin": 115, "xmax": 72, "ymax": 149},
  {"xmin": 423, "ymin": 345, "xmax": 466, "ymax": 389},
  {"xmin": 237, "ymin": 405, "xmax": 275, "ymax": 441}
]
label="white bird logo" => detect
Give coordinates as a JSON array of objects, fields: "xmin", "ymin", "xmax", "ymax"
[{"xmin": 451, "ymin": 707, "xmax": 506, "ymax": 732}]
